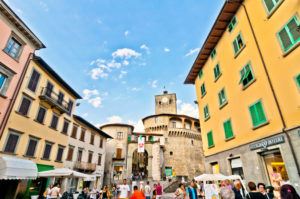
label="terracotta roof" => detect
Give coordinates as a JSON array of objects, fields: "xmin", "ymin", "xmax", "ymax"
[{"xmin": 184, "ymin": 0, "xmax": 243, "ymax": 84}]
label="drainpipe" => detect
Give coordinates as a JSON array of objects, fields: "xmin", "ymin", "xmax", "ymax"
[
  {"xmin": 227, "ymin": 0, "xmax": 300, "ymax": 176},
  {"xmin": 0, "ymin": 52, "xmax": 34, "ymax": 139}
]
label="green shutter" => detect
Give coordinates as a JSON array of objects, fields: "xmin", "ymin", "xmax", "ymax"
[
  {"xmin": 256, "ymin": 102, "xmax": 267, "ymax": 123},
  {"xmin": 296, "ymin": 74, "xmax": 300, "ymax": 88},
  {"xmin": 279, "ymin": 28, "xmax": 292, "ymax": 50},
  {"xmin": 224, "ymin": 120, "xmax": 234, "ymax": 139},
  {"xmin": 204, "ymin": 105, "xmax": 209, "ymax": 119},
  {"xmin": 207, "ymin": 131, "xmax": 214, "ymax": 147},
  {"xmin": 233, "ymin": 40, "xmax": 239, "ymax": 54},
  {"xmin": 264, "ymin": 0, "xmax": 275, "ymax": 12},
  {"xmin": 199, "ymin": 70, "xmax": 203, "ymax": 79},
  {"xmin": 287, "ymin": 18, "xmax": 300, "ymax": 43},
  {"xmin": 249, "ymin": 105, "xmax": 258, "ymax": 126},
  {"xmin": 201, "ymin": 83, "xmax": 206, "ymax": 96},
  {"xmin": 249, "ymin": 100, "xmax": 267, "ymax": 127}
]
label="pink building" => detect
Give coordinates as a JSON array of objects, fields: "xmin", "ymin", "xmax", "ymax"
[{"xmin": 0, "ymin": 0, "xmax": 45, "ymax": 137}]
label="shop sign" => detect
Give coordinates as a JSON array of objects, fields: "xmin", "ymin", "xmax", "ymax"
[{"xmin": 249, "ymin": 135, "xmax": 285, "ymax": 150}]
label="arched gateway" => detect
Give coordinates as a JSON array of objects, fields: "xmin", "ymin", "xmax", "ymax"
[{"xmin": 132, "ymin": 149, "xmax": 148, "ymax": 179}]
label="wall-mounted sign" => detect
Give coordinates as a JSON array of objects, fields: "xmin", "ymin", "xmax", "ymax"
[
  {"xmin": 165, "ymin": 168, "xmax": 172, "ymax": 176},
  {"xmin": 249, "ymin": 135, "xmax": 285, "ymax": 150}
]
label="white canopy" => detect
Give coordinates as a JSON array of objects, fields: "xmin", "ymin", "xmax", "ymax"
[
  {"xmin": 0, "ymin": 156, "xmax": 37, "ymax": 180},
  {"xmin": 83, "ymin": 174, "xmax": 97, "ymax": 182},
  {"xmin": 194, "ymin": 174, "xmax": 242, "ymax": 182},
  {"xmin": 38, "ymin": 168, "xmax": 90, "ymax": 178}
]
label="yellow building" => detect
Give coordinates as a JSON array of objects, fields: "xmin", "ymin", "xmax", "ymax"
[
  {"xmin": 0, "ymin": 56, "xmax": 81, "ymax": 197},
  {"xmin": 185, "ymin": 0, "xmax": 300, "ymax": 193}
]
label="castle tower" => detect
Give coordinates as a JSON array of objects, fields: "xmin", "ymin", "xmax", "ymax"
[{"xmin": 155, "ymin": 90, "xmax": 177, "ymax": 114}]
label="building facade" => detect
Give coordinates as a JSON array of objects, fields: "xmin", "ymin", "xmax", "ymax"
[
  {"xmin": 102, "ymin": 91, "xmax": 204, "ymax": 185},
  {"xmin": 0, "ymin": 56, "xmax": 81, "ymax": 198},
  {"xmin": 185, "ymin": 0, "xmax": 300, "ymax": 194},
  {"xmin": 64, "ymin": 115, "xmax": 111, "ymax": 192},
  {"xmin": 0, "ymin": 0, "xmax": 45, "ymax": 136}
]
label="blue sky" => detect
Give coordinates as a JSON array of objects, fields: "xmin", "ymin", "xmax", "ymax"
[{"xmin": 6, "ymin": 0, "xmax": 224, "ymax": 129}]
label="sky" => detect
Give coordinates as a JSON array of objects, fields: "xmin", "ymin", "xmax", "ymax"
[{"xmin": 6, "ymin": 0, "xmax": 224, "ymax": 130}]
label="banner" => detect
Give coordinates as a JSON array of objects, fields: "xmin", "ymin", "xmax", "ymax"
[{"xmin": 138, "ymin": 136, "xmax": 145, "ymax": 153}]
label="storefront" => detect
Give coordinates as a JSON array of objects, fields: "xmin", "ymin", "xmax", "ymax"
[{"xmin": 113, "ymin": 164, "xmax": 123, "ymax": 180}]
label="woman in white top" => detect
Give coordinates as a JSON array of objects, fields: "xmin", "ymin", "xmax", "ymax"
[{"xmin": 45, "ymin": 184, "xmax": 53, "ymax": 199}]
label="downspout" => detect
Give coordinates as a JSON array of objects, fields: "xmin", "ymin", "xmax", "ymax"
[
  {"xmin": 227, "ymin": 0, "xmax": 300, "ymax": 176},
  {"xmin": 0, "ymin": 52, "xmax": 34, "ymax": 139}
]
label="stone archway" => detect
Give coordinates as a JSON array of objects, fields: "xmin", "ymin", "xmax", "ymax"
[{"xmin": 132, "ymin": 149, "xmax": 148, "ymax": 179}]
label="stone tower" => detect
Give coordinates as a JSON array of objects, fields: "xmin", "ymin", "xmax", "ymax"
[{"xmin": 155, "ymin": 90, "xmax": 177, "ymax": 114}]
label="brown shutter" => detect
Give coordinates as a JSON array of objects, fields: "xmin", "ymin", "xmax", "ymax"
[
  {"xmin": 99, "ymin": 138, "xmax": 103, "ymax": 148},
  {"xmin": 80, "ymin": 129, "xmax": 85, "ymax": 141},
  {"xmin": 19, "ymin": 97, "xmax": 31, "ymax": 115},
  {"xmin": 78, "ymin": 150, "xmax": 82, "ymax": 162},
  {"xmin": 62, "ymin": 121, "xmax": 69, "ymax": 134},
  {"xmin": 116, "ymin": 148, "xmax": 122, "ymax": 159},
  {"xmin": 71, "ymin": 125, "xmax": 77, "ymax": 138},
  {"xmin": 98, "ymin": 155, "xmax": 102, "ymax": 165},
  {"xmin": 88, "ymin": 152, "xmax": 93, "ymax": 163},
  {"xmin": 28, "ymin": 70, "xmax": 40, "ymax": 92},
  {"xmin": 26, "ymin": 139, "xmax": 37, "ymax": 157},
  {"xmin": 66, "ymin": 147, "xmax": 74, "ymax": 161},
  {"xmin": 4, "ymin": 134, "xmax": 19, "ymax": 153},
  {"xmin": 90, "ymin": 134, "xmax": 95, "ymax": 145}
]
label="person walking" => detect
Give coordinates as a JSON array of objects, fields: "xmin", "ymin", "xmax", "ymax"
[
  {"xmin": 156, "ymin": 183, "xmax": 162, "ymax": 199},
  {"xmin": 186, "ymin": 180, "xmax": 197, "ymax": 199},
  {"xmin": 100, "ymin": 185, "xmax": 110, "ymax": 199},
  {"xmin": 280, "ymin": 184, "xmax": 300, "ymax": 199},
  {"xmin": 258, "ymin": 183, "xmax": 271, "ymax": 199},
  {"xmin": 152, "ymin": 184, "xmax": 157, "ymax": 199},
  {"xmin": 174, "ymin": 184, "xmax": 186, "ymax": 199},
  {"xmin": 130, "ymin": 186, "xmax": 146, "ymax": 199},
  {"xmin": 44, "ymin": 184, "xmax": 53, "ymax": 199},
  {"xmin": 89, "ymin": 185, "xmax": 98, "ymax": 199},
  {"xmin": 119, "ymin": 179, "xmax": 130, "ymax": 199},
  {"xmin": 50, "ymin": 183, "xmax": 60, "ymax": 199},
  {"xmin": 112, "ymin": 185, "xmax": 118, "ymax": 199},
  {"xmin": 246, "ymin": 182, "xmax": 264, "ymax": 199},
  {"xmin": 144, "ymin": 181, "xmax": 151, "ymax": 199}
]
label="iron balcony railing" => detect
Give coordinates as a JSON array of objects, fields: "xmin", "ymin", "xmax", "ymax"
[{"xmin": 39, "ymin": 87, "xmax": 70, "ymax": 113}]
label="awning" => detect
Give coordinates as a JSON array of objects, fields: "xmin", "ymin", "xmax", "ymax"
[
  {"xmin": 38, "ymin": 168, "xmax": 90, "ymax": 178},
  {"xmin": 84, "ymin": 175, "xmax": 97, "ymax": 182},
  {"xmin": 0, "ymin": 156, "xmax": 37, "ymax": 180}
]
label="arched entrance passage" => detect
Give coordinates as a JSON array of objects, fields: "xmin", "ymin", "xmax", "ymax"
[{"xmin": 132, "ymin": 149, "xmax": 148, "ymax": 179}]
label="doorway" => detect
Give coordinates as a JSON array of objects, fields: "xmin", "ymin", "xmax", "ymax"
[{"xmin": 132, "ymin": 149, "xmax": 148, "ymax": 180}]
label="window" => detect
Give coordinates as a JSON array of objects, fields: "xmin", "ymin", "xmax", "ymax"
[
  {"xmin": 42, "ymin": 142, "xmax": 52, "ymax": 160},
  {"xmin": 191, "ymin": 140, "xmax": 194, "ymax": 145},
  {"xmin": 296, "ymin": 74, "xmax": 300, "ymax": 89},
  {"xmin": 99, "ymin": 138, "xmax": 103, "ymax": 148},
  {"xmin": 56, "ymin": 146, "xmax": 64, "ymax": 162},
  {"xmin": 277, "ymin": 16, "xmax": 300, "ymax": 52},
  {"xmin": 66, "ymin": 146, "xmax": 74, "ymax": 161},
  {"xmin": 25, "ymin": 137, "xmax": 39, "ymax": 157},
  {"xmin": 88, "ymin": 151, "xmax": 93, "ymax": 163},
  {"xmin": 36, "ymin": 106, "xmax": 47, "ymax": 124},
  {"xmin": 27, "ymin": 69, "xmax": 41, "ymax": 93},
  {"xmin": 98, "ymin": 154, "xmax": 102, "ymax": 166},
  {"xmin": 57, "ymin": 91, "xmax": 64, "ymax": 105},
  {"xmin": 50, "ymin": 113, "xmax": 59, "ymax": 130},
  {"xmin": 71, "ymin": 125, "xmax": 78, "ymax": 138},
  {"xmin": 18, "ymin": 95, "xmax": 32, "ymax": 116},
  {"xmin": 117, "ymin": 132, "xmax": 123, "ymax": 139},
  {"xmin": 223, "ymin": 119, "xmax": 234, "ymax": 139},
  {"xmin": 171, "ymin": 121, "xmax": 176, "ymax": 128},
  {"xmin": 80, "ymin": 128, "xmax": 85, "ymax": 141},
  {"xmin": 207, "ymin": 131, "xmax": 214, "ymax": 148},
  {"xmin": 263, "ymin": 0, "xmax": 282, "ymax": 13},
  {"xmin": 239, "ymin": 63, "xmax": 254, "ymax": 87},
  {"xmin": 155, "ymin": 117, "xmax": 158, "ymax": 123},
  {"xmin": 249, "ymin": 100, "xmax": 267, "ymax": 127},
  {"xmin": 0, "ymin": 72, "xmax": 7, "ymax": 92},
  {"xmin": 77, "ymin": 149, "xmax": 83, "ymax": 162},
  {"xmin": 218, "ymin": 88, "xmax": 227, "ymax": 107},
  {"xmin": 4, "ymin": 36, "xmax": 22, "ymax": 59},
  {"xmin": 116, "ymin": 148, "xmax": 122, "ymax": 159},
  {"xmin": 170, "ymin": 151, "xmax": 173, "ymax": 156},
  {"xmin": 90, "ymin": 134, "xmax": 95, "ymax": 145},
  {"xmin": 201, "ymin": 83, "xmax": 206, "ymax": 96},
  {"xmin": 67, "ymin": 99, "xmax": 74, "ymax": 116},
  {"xmin": 228, "ymin": 16, "xmax": 237, "ymax": 32},
  {"xmin": 3, "ymin": 131, "xmax": 21, "ymax": 153},
  {"xmin": 204, "ymin": 105, "xmax": 210, "ymax": 120},
  {"xmin": 214, "ymin": 63, "xmax": 221, "ymax": 80},
  {"xmin": 0, "ymin": 63, "xmax": 14, "ymax": 96},
  {"xmin": 211, "ymin": 48, "xmax": 216, "ymax": 60},
  {"xmin": 45, "ymin": 81, "xmax": 53, "ymax": 97},
  {"xmin": 233, "ymin": 33, "xmax": 245, "ymax": 55},
  {"xmin": 169, "ymin": 99, "xmax": 172, "ymax": 104},
  {"xmin": 62, "ymin": 119, "xmax": 70, "ymax": 134},
  {"xmin": 199, "ymin": 69, "xmax": 203, "ymax": 79}
]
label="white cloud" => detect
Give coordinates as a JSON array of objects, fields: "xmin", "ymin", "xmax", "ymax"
[
  {"xmin": 39, "ymin": 1, "xmax": 48, "ymax": 12},
  {"xmin": 134, "ymin": 120, "xmax": 145, "ymax": 132},
  {"xmin": 152, "ymin": 80, "xmax": 158, "ymax": 88},
  {"xmin": 185, "ymin": 48, "xmax": 200, "ymax": 57},
  {"xmin": 140, "ymin": 44, "xmax": 150, "ymax": 54},
  {"xmin": 82, "ymin": 113, "xmax": 88, "ymax": 118},
  {"xmin": 112, "ymin": 48, "xmax": 141, "ymax": 59},
  {"xmin": 88, "ymin": 97, "xmax": 102, "ymax": 108},
  {"xmin": 107, "ymin": 115, "xmax": 123, "ymax": 123},
  {"xmin": 128, "ymin": 120, "xmax": 137, "ymax": 126},
  {"xmin": 178, "ymin": 103, "xmax": 199, "ymax": 118},
  {"xmin": 91, "ymin": 68, "xmax": 108, "ymax": 79},
  {"xmin": 123, "ymin": 60, "xmax": 129, "ymax": 66},
  {"xmin": 177, "ymin": 99, "xmax": 182, "ymax": 105},
  {"xmin": 124, "ymin": 30, "xmax": 129, "ymax": 36},
  {"xmin": 131, "ymin": 87, "xmax": 141, "ymax": 91},
  {"xmin": 119, "ymin": 70, "xmax": 127, "ymax": 79},
  {"xmin": 83, "ymin": 89, "xmax": 99, "ymax": 100},
  {"xmin": 164, "ymin": 48, "xmax": 170, "ymax": 52},
  {"xmin": 82, "ymin": 89, "xmax": 104, "ymax": 108}
]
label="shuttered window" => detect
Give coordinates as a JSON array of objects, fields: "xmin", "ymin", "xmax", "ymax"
[
  {"xmin": 4, "ymin": 131, "xmax": 20, "ymax": 153},
  {"xmin": 67, "ymin": 100, "xmax": 74, "ymax": 116},
  {"xmin": 239, "ymin": 63, "xmax": 254, "ymax": 87},
  {"xmin": 116, "ymin": 148, "xmax": 122, "ymax": 159},
  {"xmin": 207, "ymin": 131, "xmax": 214, "ymax": 148},
  {"xmin": 90, "ymin": 134, "xmax": 95, "ymax": 145},
  {"xmin": 50, "ymin": 114, "xmax": 59, "ymax": 129},
  {"xmin": 18, "ymin": 96, "xmax": 32, "ymax": 116},
  {"xmin": 296, "ymin": 74, "xmax": 300, "ymax": 88},
  {"xmin": 218, "ymin": 88, "xmax": 227, "ymax": 107},
  {"xmin": 57, "ymin": 91, "xmax": 64, "ymax": 105},
  {"xmin": 249, "ymin": 100, "xmax": 267, "ymax": 127},
  {"xmin": 278, "ymin": 16, "xmax": 300, "ymax": 52},
  {"xmin": 36, "ymin": 106, "xmax": 47, "ymax": 124},
  {"xmin": 27, "ymin": 69, "xmax": 40, "ymax": 92},
  {"xmin": 66, "ymin": 146, "xmax": 74, "ymax": 161},
  {"xmin": 204, "ymin": 105, "xmax": 210, "ymax": 120},
  {"xmin": 56, "ymin": 146, "xmax": 64, "ymax": 162},
  {"xmin": 199, "ymin": 69, "xmax": 203, "ymax": 79},
  {"xmin": 88, "ymin": 152, "xmax": 93, "ymax": 163},
  {"xmin": 228, "ymin": 16, "xmax": 237, "ymax": 32},
  {"xmin": 77, "ymin": 149, "xmax": 83, "ymax": 162},
  {"xmin": 99, "ymin": 138, "xmax": 103, "ymax": 148},
  {"xmin": 201, "ymin": 83, "xmax": 206, "ymax": 96},
  {"xmin": 263, "ymin": 0, "xmax": 281, "ymax": 13},
  {"xmin": 98, "ymin": 155, "xmax": 102, "ymax": 166},
  {"xmin": 42, "ymin": 143, "xmax": 52, "ymax": 160},
  {"xmin": 211, "ymin": 48, "xmax": 216, "ymax": 60},
  {"xmin": 223, "ymin": 119, "xmax": 234, "ymax": 139},
  {"xmin": 25, "ymin": 138, "xmax": 38, "ymax": 157},
  {"xmin": 71, "ymin": 125, "xmax": 78, "ymax": 138},
  {"xmin": 233, "ymin": 33, "xmax": 245, "ymax": 55},
  {"xmin": 80, "ymin": 128, "xmax": 85, "ymax": 141},
  {"xmin": 62, "ymin": 119, "xmax": 70, "ymax": 134},
  {"xmin": 214, "ymin": 63, "xmax": 221, "ymax": 80},
  {"xmin": 45, "ymin": 82, "xmax": 53, "ymax": 97}
]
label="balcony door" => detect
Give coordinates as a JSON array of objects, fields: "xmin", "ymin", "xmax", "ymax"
[
  {"xmin": 77, "ymin": 149, "xmax": 82, "ymax": 162},
  {"xmin": 46, "ymin": 82, "xmax": 53, "ymax": 97}
]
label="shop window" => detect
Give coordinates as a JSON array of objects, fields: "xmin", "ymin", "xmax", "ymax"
[
  {"xmin": 4, "ymin": 36, "xmax": 23, "ymax": 60},
  {"xmin": 204, "ymin": 105, "xmax": 210, "ymax": 120},
  {"xmin": 80, "ymin": 128, "xmax": 86, "ymax": 141},
  {"xmin": 42, "ymin": 142, "xmax": 52, "ymax": 160},
  {"xmin": 228, "ymin": 16, "xmax": 237, "ymax": 32},
  {"xmin": 0, "ymin": 63, "xmax": 14, "ymax": 97},
  {"xmin": 263, "ymin": 0, "xmax": 282, "ymax": 14},
  {"xmin": 113, "ymin": 166, "xmax": 123, "ymax": 181},
  {"xmin": 214, "ymin": 63, "xmax": 221, "ymax": 80},
  {"xmin": 55, "ymin": 146, "xmax": 64, "ymax": 162},
  {"xmin": 223, "ymin": 119, "xmax": 234, "ymax": 140},
  {"xmin": 18, "ymin": 95, "xmax": 32, "ymax": 116},
  {"xmin": 71, "ymin": 124, "xmax": 78, "ymax": 138},
  {"xmin": 35, "ymin": 105, "xmax": 47, "ymax": 124},
  {"xmin": 233, "ymin": 33, "xmax": 245, "ymax": 55},
  {"xmin": 239, "ymin": 62, "xmax": 255, "ymax": 88},
  {"xmin": 62, "ymin": 119, "xmax": 70, "ymax": 135},
  {"xmin": 277, "ymin": 16, "xmax": 300, "ymax": 52},
  {"xmin": 27, "ymin": 69, "xmax": 41, "ymax": 93},
  {"xmin": 66, "ymin": 146, "xmax": 74, "ymax": 161},
  {"xmin": 199, "ymin": 69, "xmax": 203, "ymax": 79},
  {"xmin": 25, "ymin": 137, "xmax": 39, "ymax": 157},
  {"xmin": 211, "ymin": 48, "xmax": 217, "ymax": 60},
  {"xmin": 50, "ymin": 113, "xmax": 59, "ymax": 130},
  {"xmin": 249, "ymin": 100, "xmax": 267, "ymax": 127},
  {"xmin": 230, "ymin": 158, "xmax": 244, "ymax": 179},
  {"xmin": 207, "ymin": 131, "xmax": 214, "ymax": 148},
  {"xmin": 211, "ymin": 162, "xmax": 219, "ymax": 174},
  {"xmin": 218, "ymin": 88, "xmax": 227, "ymax": 107},
  {"xmin": 3, "ymin": 130, "xmax": 21, "ymax": 154},
  {"xmin": 201, "ymin": 83, "xmax": 206, "ymax": 96}
]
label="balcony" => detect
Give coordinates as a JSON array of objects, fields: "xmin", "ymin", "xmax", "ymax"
[
  {"xmin": 39, "ymin": 87, "xmax": 70, "ymax": 114},
  {"xmin": 75, "ymin": 161, "xmax": 96, "ymax": 171}
]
